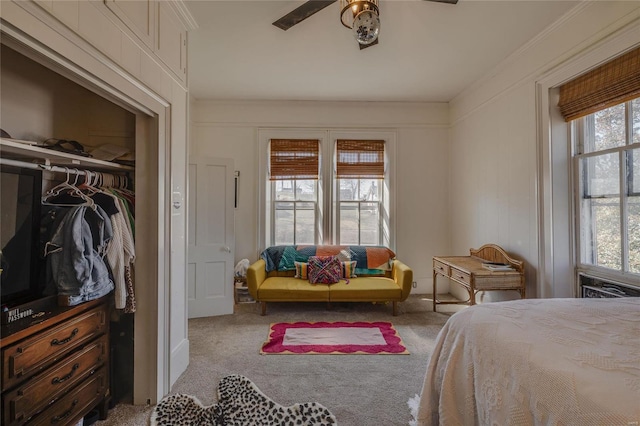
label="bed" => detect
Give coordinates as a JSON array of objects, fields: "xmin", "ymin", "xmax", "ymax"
[{"xmin": 413, "ymin": 297, "xmax": 640, "ymax": 425}]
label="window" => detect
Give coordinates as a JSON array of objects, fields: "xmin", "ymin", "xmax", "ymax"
[
  {"xmin": 574, "ymin": 100, "xmax": 640, "ymax": 274},
  {"xmin": 260, "ymin": 131, "xmax": 395, "ymax": 249},
  {"xmin": 335, "ymin": 140, "xmax": 384, "ymax": 245},
  {"xmin": 269, "ymin": 139, "xmax": 319, "ymax": 245},
  {"xmin": 560, "ymin": 46, "xmax": 640, "ymax": 278}
]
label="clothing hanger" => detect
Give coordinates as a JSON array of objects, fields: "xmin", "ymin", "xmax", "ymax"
[
  {"xmin": 42, "ymin": 167, "xmax": 95, "ymax": 208},
  {"xmin": 42, "ymin": 167, "xmax": 79, "ymax": 200},
  {"xmin": 80, "ymin": 170, "xmax": 101, "ymax": 195},
  {"xmin": 115, "ymin": 174, "xmax": 135, "ymax": 195}
]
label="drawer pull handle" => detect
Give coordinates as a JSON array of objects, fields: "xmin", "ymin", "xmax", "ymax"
[
  {"xmin": 51, "ymin": 399, "xmax": 78, "ymax": 424},
  {"xmin": 51, "ymin": 328, "xmax": 79, "ymax": 346},
  {"xmin": 51, "ymin": 363, "xmax": 80, "ymax": 385}
]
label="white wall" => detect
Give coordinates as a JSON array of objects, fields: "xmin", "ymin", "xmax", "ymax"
[
  {"xmin": 190, "ymin": 3, "xmax": 640, "ymax": 300},
  {"xmin": 449, "ymin": 2, "xmax": 640, "ymax": 300},
  {"xmin": 190, "ymin": 101, "xmax": 450, "ymax": 294}
]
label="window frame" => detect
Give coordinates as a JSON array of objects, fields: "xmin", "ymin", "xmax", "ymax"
[
  {"xmin": 257, "ymin": 129, "xmax": 396, "ymax": 253},
  {"xmin": 535, "ymin": 32, "xmax": 640, "ymax": 299},
  {"xmin": 271, "ymin": 179, "xmax": 319, "ymax": 245},
  {"xmin": 335, "ymin": 178, "xmax": 384, "ymax": 246},
  {"xmin": 572, "ymin": 98, "xmax": 640, "ymax": 278}
]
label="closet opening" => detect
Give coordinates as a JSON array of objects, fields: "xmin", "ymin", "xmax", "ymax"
[{"xmin": 1, "ymin": 27, "xmax": 167, "ymax": 417}]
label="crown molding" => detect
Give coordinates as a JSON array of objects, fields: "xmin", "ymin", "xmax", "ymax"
[
  {"xmin": 165, "ymin": 0, "xmax": 199, "ymax": 31},
  {"xmin": 450, "ymin": 2, "xmax": 640, "ymax": 125}
]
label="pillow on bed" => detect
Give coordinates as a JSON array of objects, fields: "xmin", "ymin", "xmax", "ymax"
[
  {"xmin": 308, "ymin": 256, "xmax": 341, "ymax": 284},
  {"xmin": 294, "ymin": 261, "xmax": 308, "ymax": 279},
  {"xmin": 341, "ymin": 261, "xmax": 357, "ymax": 278}
]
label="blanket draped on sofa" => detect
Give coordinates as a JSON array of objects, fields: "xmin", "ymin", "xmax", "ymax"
[{"xmin": 261, "ymin": 245, "xmax": 396, "ymax": 275}]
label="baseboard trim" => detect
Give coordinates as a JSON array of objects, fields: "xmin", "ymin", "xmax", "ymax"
[{"xmin": 170, "ymin": 338, "xmax": 190, "ymax": 387}]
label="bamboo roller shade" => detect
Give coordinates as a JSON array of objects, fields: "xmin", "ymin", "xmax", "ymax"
[
  {"xmin": 269, "ymin": 139, "xmax": 319, "ymax": 180},
  {"xmin": 558, "ymin": 46, "xmax": 640, "ymax": 122},
  {"xmin": 336, "ymin": 139, "xmax": 385, "ymax": 178}
]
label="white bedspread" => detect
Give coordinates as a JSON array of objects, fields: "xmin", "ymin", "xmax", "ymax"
[{"xmin": 415, "ymin": 298, "xmax": 640, "ymax": 425}]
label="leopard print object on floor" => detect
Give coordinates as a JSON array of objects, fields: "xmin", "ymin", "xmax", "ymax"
[
  {"xmin": 150, "ymin": 374, "xmax": 337, "ymax": 426},
  {"xmin": 150, "ymin": 394, "xmax": 224, "ymax": 426}
]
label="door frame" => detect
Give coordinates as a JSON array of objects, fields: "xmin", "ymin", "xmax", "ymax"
[{"xmin": 1, "ymin": 6, "xmax": 172, "ymax": 403}]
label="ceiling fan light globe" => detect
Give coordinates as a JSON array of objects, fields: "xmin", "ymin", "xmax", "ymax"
[{"xmin": 353, "ymin": 10, "xmax": 380, "ymax": 45}]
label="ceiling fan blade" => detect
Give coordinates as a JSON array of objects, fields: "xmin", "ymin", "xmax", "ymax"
[
  {"xmin": 359, "ymin": 38, "xmax": 379, "ymax": 50},
  {"xmin": 425, "ymin": 0, "xmax": 458, "ymax": 3},
  {"xmin": 273, "ymin": 0, "xmax": 338, "ymax": 31}
]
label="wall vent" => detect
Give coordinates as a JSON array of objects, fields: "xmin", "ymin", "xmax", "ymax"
[{"xmin": 579, "ymin": 273, "xmax": 640, "ymax": 298}]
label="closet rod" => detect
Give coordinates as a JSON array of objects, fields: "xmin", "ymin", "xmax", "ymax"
[{"xmin": 0, "ymin": 158, "xmax": 127, "ymax": 177}]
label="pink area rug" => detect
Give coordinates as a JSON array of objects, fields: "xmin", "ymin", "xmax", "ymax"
[{"xmin": 260, "ymin": 321, "xmax": 409, "ymax": 355}]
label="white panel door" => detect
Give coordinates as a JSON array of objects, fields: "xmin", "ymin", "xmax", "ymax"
[{"xmin": 187, "ymin": 156, "xmax": 234, "ymax": 318}]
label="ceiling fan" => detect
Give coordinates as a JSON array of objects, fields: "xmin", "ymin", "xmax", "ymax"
[{"xmin": 273, "ymin": 0, "xmax": 458, "ymax": 50}]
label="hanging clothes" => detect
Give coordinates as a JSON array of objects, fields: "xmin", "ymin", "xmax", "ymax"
[
  {"xmin": 39, "ymin": 206, "xmax": 71, "ymax": 297},
  {"xmin": 45, "ymin": 205, "xmax": 115, "ymax": 306},
  {"xmin": 110, "ymin": 189, "xmax": 135, "ymax": 237},
  {"xmin": 42, "ymin": 169, "xmax": 137, "ymax": 310},
  {"xmin": 108, "ymin": 187, "xmax": 136, "ymax": 312},
  {"xmin": 101, "ymin": 192, "xmax": 135, "ymax": 310}
]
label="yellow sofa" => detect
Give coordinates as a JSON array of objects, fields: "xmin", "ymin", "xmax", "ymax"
[{"xmin": 246, "ymin": 247, "xmax": 413, "ymax": 315}]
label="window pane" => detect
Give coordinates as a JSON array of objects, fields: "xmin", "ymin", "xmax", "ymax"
[
  {"xmin": 587, "ymin": 198, "xmax": 621, "ymax": 270},
  {"xmin": 274, "ymin": 202, "xmax": 294, "ymax": 245},
  {"xmin": 582, "ymin": 153, "xmax": 619, "ymax": 197},
  {"xmin": 359, "ymin": 179, "xmax": 380, "ymax": 201},
  {"xmin": 339, "ymin": 202, "xmax": 359, "ymax": 245},
  {"xmin": 629, "ymin": 196, "xmax": 640, "ymax": 273},
  {"xmin": 295, "ymin": 202, "xmax": 315, "ymax": 244},
  {"xmin": 580, "ymin": 153, "xmax": 621, "ymax": 269},
  {"xmin": 296, "ymin": 180, "xmax": 317, "ymax": 201},
  {"xmin": 275, "ymin": 180, "xmax": 295, "ymax": 201},
  {"xmin": 629, "ymin": 149, "xmax": 640, "ymax": 273},
  {"xmin": 339, "ymin": 179, "xmax": 358, "ymax": 201},
  {"xmin": 630, "ymin": 148, "xmax": 640, "ymax": 195},
  {"xmin": 359, "ymin": 202, "xmax": 380, "ymax": 245},
  {"xmin": 585, "ymin": 104, "xmax": 626, "ymax": 153},
  {"xmin": 633, "ymin": 98, "xmax": 640, "ymax": 145}
]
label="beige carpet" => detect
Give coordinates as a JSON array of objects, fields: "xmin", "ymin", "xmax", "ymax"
[{"xmin": 96, "ymin": 295, "xmax": 452, "ymax": 426}]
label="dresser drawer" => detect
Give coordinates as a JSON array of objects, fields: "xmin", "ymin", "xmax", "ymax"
[
  {"xmin": 3, "ymin": 335, "xmax": 108, "ymax": 425},
  {"xmin": 2, "ymin": 304, "xmax": 107, "ymax": 390},
  {"xmin": 29, "ymin": 368, "xmax": 107, "ymax": 426},
  {"xmin": 433, "ymin": 260, "xmax": 450, "ymax": 276},
  {"xmin": 475, "ymin": 275, "xmax": 522, "ymax": 291},
  {"xmin": 450, "ymin": 268, "xmax": 471, "ymax": 285}
]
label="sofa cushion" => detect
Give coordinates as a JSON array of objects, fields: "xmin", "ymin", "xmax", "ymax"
[
  {"xmin": 329, "ymin": 277, "xmax": 402, "ymax": 301},
  {"xmin": 258, "ymin": 277, "xmax": 330, "ymax": 301},
  {"xmin": 308, "ymin": 256, "xmax": 342, "ymax": 284}
]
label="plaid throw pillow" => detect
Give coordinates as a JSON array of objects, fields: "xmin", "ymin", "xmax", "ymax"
[{"xmin": 308, "ymin": 256, "xmax": 341, "ymax": 284}]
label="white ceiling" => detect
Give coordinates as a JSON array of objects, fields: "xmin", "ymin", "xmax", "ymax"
[{"xmin": 185, "ymin": 0, "xmax": 579, "ymax": 102}]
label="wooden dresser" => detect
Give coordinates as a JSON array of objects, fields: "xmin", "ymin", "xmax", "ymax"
[
  {"xmin": 433, "ymin": 244, "xmax": 525, "ymax": 312},
  {"xmin": 1, "ymin": 298, "xmax": 110, "ymax": 426}
]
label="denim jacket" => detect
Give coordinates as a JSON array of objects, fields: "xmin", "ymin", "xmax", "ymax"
[{"xmin": 45, "ymin": 205, "xmax": 114, "ymax": 305}]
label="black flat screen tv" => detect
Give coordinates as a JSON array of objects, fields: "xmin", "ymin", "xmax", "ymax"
[{"xmin": 0, "ymin": 164, "xmax": 43, "ymax": 310}]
